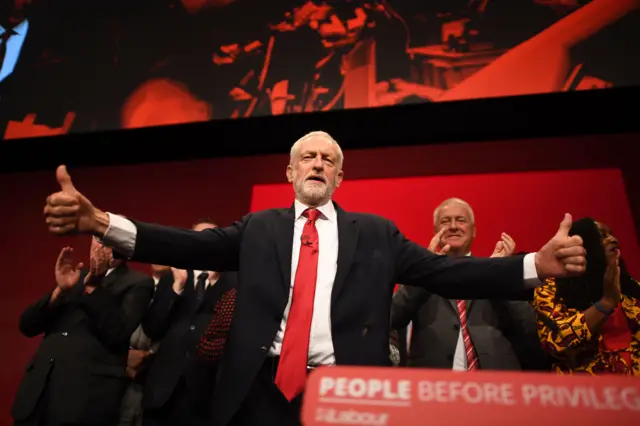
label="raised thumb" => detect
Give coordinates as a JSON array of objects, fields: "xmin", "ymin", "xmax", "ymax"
[
  {"xmin": 555, "ymin": 213, "xmax": 573, "ymax": 237},
  {"xmin": 56, "ymin": 165, "xmax": 76, "ymax": 193}
]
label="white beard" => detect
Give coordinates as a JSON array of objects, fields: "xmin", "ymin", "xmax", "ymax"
[{"xmin": 294, "ymin": 178, "xmax": 334, "ymax": 205}]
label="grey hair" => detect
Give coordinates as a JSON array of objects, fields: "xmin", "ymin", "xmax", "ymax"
[
  {"xmin": 289, "ymin": 131, "xmax": 344, "ymax": 168},
  {"xmin": 433, "ymin": 198, "xmax": 475, "ymax": 226}
]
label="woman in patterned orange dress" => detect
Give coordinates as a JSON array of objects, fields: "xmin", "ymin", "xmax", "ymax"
[{"xmin": 532, "ymin": 217, "xmax": 640, "ymax": 375}]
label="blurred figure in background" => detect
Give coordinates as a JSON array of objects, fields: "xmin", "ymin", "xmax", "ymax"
[{"xmin": 12, "ymin": 239, "xmax": 154, "ymax": 426}]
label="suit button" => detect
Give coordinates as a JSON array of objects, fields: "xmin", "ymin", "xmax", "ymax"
[
  {"xmin": 189, "ymin": 325, "xmax": 195, "ymax": 331},
  {"xmin": 61, "ymin": 332, "xmax": 68, "ymax": 336},
  {"xmin": 48, "ymin": 358, "xmax": 54, "ymax": 364},
  {"xmin": 259, "ymin": 346, "xmax": 268, "ymax": 353}
]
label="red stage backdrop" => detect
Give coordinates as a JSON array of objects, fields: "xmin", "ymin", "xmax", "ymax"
[
  {"xmin": 251, "ymin": 169, "xmax": 640, "ymax": 270},
  {"xmin": 1, "ymin": 0, "xmax": 639, "ymax": 139},
  {"xmin": 0, "ymin": 134, "xmax": 637, "ymax": 424}
]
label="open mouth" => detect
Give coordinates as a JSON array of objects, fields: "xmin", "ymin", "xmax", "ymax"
[{"xmin": 306, "ymin": 176, "xmax": 326, "ymax": 183}]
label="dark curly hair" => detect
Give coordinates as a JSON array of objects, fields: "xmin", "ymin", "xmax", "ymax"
[{"xmin": 554, "ymin": 217, "xmax": 640, "ymax": 310}]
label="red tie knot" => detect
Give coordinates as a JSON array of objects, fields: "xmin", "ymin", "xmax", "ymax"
[{"xmin": 303, "ymin": 208, "xmax": 321, "ymax": 222}]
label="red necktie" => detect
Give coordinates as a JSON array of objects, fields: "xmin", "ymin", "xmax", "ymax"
[
  {"xmin": 456, "ymin": 300, "xmax": 479, "ymax": 370},
  {"xmin": 275, "ymin": 208, "xmax": 321, "ymax": 400}
]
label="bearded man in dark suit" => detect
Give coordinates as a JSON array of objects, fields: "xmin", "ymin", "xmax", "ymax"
[{"xmin": 43, "ymin": 131, "xmax": 586, "ymax": 426}]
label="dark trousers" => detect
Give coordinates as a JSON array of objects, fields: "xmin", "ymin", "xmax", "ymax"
[
  {"xmin": 142, "ymin": 377, "xmax": 209, "ymax": 426},
  {"xmin": 229, "ymin": 357, "xmax": 304, "ymax": 426}
]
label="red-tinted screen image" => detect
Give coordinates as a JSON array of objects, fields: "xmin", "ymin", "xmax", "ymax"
[
  {"xmin": 1, "ymin": 0, "xmax": 639, "ymax": 139},
  {"xmin": 251, "ymin": 169, "xmax": 640, "ymax": 276}
]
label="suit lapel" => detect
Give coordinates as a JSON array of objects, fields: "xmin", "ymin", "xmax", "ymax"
[
  {"xmin": 273, "ymin": 207, "xmax": 295, "ymax": 293},
  {"xmin": 3, "ymin": 20, "xmax": 38, "ymax": 85},
  {"xmin": 331, "ymin": 204, "xmax": 358, "ymax": 304},
  {"xmin": 465, "ymin": 299, "xmax": 473, "ymax": 313},
  {"xmin": 185, "ymin": 271, "xmax": 203, "ymax": 312},
  {"xmin": 448, "ymin": 299, "xmax": 458, "ymax": 313},
  {"xmin": 100, "ymin": 264, "xmax": 128, "ymax": 289},
  {"xmin": 447, "ymin": 254, "xmax": 473, "ymax": 314}
]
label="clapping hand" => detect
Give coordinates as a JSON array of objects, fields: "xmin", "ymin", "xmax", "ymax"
[
  {"xmin": 55, "ymin": 247, "xmax": 83, "ymax": 291},
  {"xmin": 490, "ymin": 233, "xmax": 516, "ymax": 258},
  {"xmin": 428, "ymin": 229, "xmax": 450, "ymax": 255},
  {"xmin": 171, "ymin": 267, "xmax": 188, "ymax": 294},
  {"xmin": 84, "ymin": 241, "xmax": 111, "ymax": 288}
]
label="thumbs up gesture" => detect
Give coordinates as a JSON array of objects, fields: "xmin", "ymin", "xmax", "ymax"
[
  {"xmin": 534, "ymin": 213, "xmax": 587, "ymax": 279},
  {"xmin": 44, "ymin": 165, "xmax": 107, "ymax": 236}
]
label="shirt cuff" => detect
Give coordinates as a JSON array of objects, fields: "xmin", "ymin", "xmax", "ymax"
[
  {"xmin": 523, "ymin": 252, "xmax": 542, "ymax": 288},
  {"xmin": 100, "ymin": 213, "xmax": 137, "ymax": 258}
]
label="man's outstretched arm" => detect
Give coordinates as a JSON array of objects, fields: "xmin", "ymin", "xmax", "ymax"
[{"xmin": 44, "ymin": 165, "xmax": 245, "ymax": 272}]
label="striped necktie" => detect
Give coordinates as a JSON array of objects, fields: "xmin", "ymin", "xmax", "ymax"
[{"xmin": 456, "ymin": 299, "xmax": 479, "ymax": 370}]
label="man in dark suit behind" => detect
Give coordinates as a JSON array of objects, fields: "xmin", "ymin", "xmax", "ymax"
[
  {"xmin": 140, "ymin": 219, "xmax": 238, "ymax": 426},
  {"xmin": 43, "ymin": 131, "xmax": 586, "ymax": 426},
  {"xmin": 392, "ymin": 198, "xmax": 547, "ymax": 371},
  {"xmin": 12, "ymin": 239, "xmax": 154, "ymax": 426}
]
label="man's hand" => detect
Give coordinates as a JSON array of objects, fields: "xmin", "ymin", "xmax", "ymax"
[
  {"xmin": 89, "ymin": 242, "xmax": 111, "ymax": 276},
  {"xmin": 427, "ymin": 229, "xmax": 450, "ymax": 255},
  {"xmin": 83, "ymin": 270, "xmax": 105, "ymax": 291},
  {"xmin": 55, "ymin": 247, "xmax": 83, "ymax": 291},
  {"xmin": 534, "ymin": 214, "xmax": 586, "ymax": 279},
  {"xmin": 44, "ymin": 165, "xmax": 110, "ymax": 237},
  {"xmin": 490, "ymin": 233, "xmax": 516, "ymax": 258},
  {"xmin": 171, "ymin": 267, "xmax": 188, "ymax": 294},
  {"xmin": 126, "ymin": 349, "xmax": 151, "ymax": 379}
]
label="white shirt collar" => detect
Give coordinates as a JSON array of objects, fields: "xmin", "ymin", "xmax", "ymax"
[
  {"xmin": 294, "ymin": 199, "xmax": 336, "ymax": 222},
  {"xmin": 194, "ymin": 270, "xmax": 209, "ymax": 279},
  {"xmin": 1, "ymin": 19, "xmax": 29, "ymax": 36},
  {"xmin": 106, "ymin": 267, "xmax": 116, "ymax": 276}
]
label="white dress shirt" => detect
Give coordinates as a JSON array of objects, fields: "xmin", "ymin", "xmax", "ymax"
[
  {"xmin": 270, "ymin": 199, "xmax": 339, "ymax": 365},
  {"xmin": 101, "ymin": 204, "xmax": 541, "ymax": 367},
  {"xmin": 0, "ymin": 19, "xmax": 29, "ymax": 83}
]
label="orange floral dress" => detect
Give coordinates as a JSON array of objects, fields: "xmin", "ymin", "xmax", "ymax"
[{"xmin": 532, "ymin": 278, "xmax": 640, "ymax": 375}]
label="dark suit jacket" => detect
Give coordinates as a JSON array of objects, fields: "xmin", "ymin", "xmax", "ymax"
[
  {"xmin": 119, "ymin": 202, "xmax": 529, "ymax": 426},
  {"xmin": 391, "ymin": 284, "xmax": 548, "ymax": 370},
  {"xmin": 11, "ymin": 264, "xmax": 154, "ymax": 425},
  {"xmin": 141, "ymin": 270, "xmax": 237, "ymax": 412}
]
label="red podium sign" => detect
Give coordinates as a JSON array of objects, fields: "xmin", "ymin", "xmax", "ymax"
[{"xmin": 301, "ymin": 367, "xmax": 640, "ymax": 426}]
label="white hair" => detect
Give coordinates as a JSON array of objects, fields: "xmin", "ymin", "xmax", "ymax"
[
  {"xmin": 433, "ymin": 198, "xmax": 475, "ymax": 226},
  {"xmin": 289, "ymin": 131, "xmax": 344, "ymax": 168}
]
